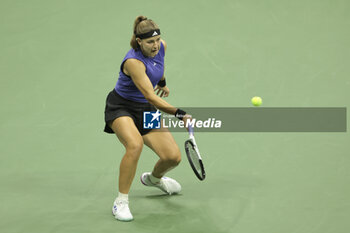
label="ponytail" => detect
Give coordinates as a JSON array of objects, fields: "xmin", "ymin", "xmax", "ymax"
[{"xmin": 130, "ymin": 15, "xmax": 159, "ymax": 50}]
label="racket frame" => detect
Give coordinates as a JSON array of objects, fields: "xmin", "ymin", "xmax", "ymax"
[{"xmin": 185, "ymin": 126, "xmax": 206, "ymax": 180}]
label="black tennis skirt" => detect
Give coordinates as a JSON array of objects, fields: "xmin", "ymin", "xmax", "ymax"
[{"xmin": 104, "ymin": 89, "xmax": 157, "ymax": 136}]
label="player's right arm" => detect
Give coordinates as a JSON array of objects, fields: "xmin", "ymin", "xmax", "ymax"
[{"xmin": 123, "ymin": 58, "xmax": 177, "ymax": 115}]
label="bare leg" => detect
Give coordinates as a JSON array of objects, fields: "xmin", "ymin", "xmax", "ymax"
[
  {"xmin": 110, "ymin": 117, "xmax": 143, "ymax": 194},
  {"xmin": 142, "ymin": 127, "xmax": 181, "ymax": 178}
]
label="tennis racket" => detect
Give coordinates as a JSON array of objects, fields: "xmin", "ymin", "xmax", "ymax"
[{"xmin": 184, "ymin": 125, "xmax": 206, "ymax": 180}]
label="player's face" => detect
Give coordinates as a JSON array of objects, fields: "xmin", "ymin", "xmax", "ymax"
[{"xmin": 138, "ymin": 36, "xmax": 161, "ymax": 57}]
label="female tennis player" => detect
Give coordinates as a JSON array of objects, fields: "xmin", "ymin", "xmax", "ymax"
[{"xmin": 104, "ymin": 16, "xmax": 189, "ymax": 221}]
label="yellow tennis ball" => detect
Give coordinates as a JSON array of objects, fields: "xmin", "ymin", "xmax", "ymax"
[{"xmin": 251, "ymin": 96, "xmax": 262, "ymax": 106}]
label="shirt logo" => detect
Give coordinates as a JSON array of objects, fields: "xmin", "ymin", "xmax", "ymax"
[
  {"xmin": 152, "ymin": 31, "xmax": 158, "ymax": 36},
  {"xmin": 143, "ymin": 110, "xmax": 161, "ymax": 129},
  {"xmin": 153, "ymin": 62, "xmax": 157, "ymax": 66}
]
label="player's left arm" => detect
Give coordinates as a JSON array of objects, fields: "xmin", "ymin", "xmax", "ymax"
[{"xmin": 155, "ymin": 39, "xmax": 169, "ymax": 97}]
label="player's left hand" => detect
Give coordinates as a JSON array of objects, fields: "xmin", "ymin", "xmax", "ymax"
[
  {"xmin": 154, "ymin": 85, "xmax": 170, "ymax": 98},
  {"xmin": 182, "ymin": 114, "xmax": 193, "ymax": 133}
]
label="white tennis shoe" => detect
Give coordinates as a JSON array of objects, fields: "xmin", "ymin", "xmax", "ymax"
[
  {"xmin": 140, "ymin": 172, "xmax": 181, "ymax": 195},
  {"xmin": 112, "ymin": 199, "xmax": 133, "ymax": 221}
]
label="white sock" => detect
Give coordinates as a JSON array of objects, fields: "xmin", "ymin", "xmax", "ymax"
[
  {"xmin": 149, "ymin": 173, "xmax": 161, "ymax": 184},
  {"xmin": 117, "ymin": 192, "xmax": 128, "ymax": 201}
]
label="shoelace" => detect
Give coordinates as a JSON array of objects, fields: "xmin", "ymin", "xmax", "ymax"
[
  {"xmin": 116, "ymin": 200, "xmax": 129, "ymax": 207},
  {"xmin": 158, "ymin": 179, "xmax": 170, "ymax": 193},
  {"xmin": 146, "ymin": 175, "xmax": 170, "ymax": 193}
]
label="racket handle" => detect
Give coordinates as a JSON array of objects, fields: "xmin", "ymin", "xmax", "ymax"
[{"xmin": 188, "ymin": 124, "xmax": 194, "ymax": 137}]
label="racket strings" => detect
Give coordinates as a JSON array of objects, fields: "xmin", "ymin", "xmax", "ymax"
[{"xmin": 187, "ymin": 145, "xmax": 201, "ymax": 172}]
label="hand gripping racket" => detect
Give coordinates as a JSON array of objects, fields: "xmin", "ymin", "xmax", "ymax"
[{"xmin": 184, "ymin": 125, "xmax": 206, "ymax": 180}]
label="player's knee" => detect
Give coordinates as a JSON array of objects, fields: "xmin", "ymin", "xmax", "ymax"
[
  {"xmin": 125, "ymin": 139, "xmax": 143, "ymax": 155},
  {"xmin": 173, "ymin": 155, "xmax": 181, "ymax": 166},
  {"xmin": 166, "ymin": 151, "xmax": 181, "ymax": 166}
]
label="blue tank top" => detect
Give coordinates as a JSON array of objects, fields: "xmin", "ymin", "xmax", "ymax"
[{"xmin": 114, "ymin": 42, "xmax": 165, "ymax": 103}]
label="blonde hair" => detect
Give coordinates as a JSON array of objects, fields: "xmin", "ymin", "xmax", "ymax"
[{"xmin": 130, "ymin": 16, "xmax": 159, "ymax": 50}]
